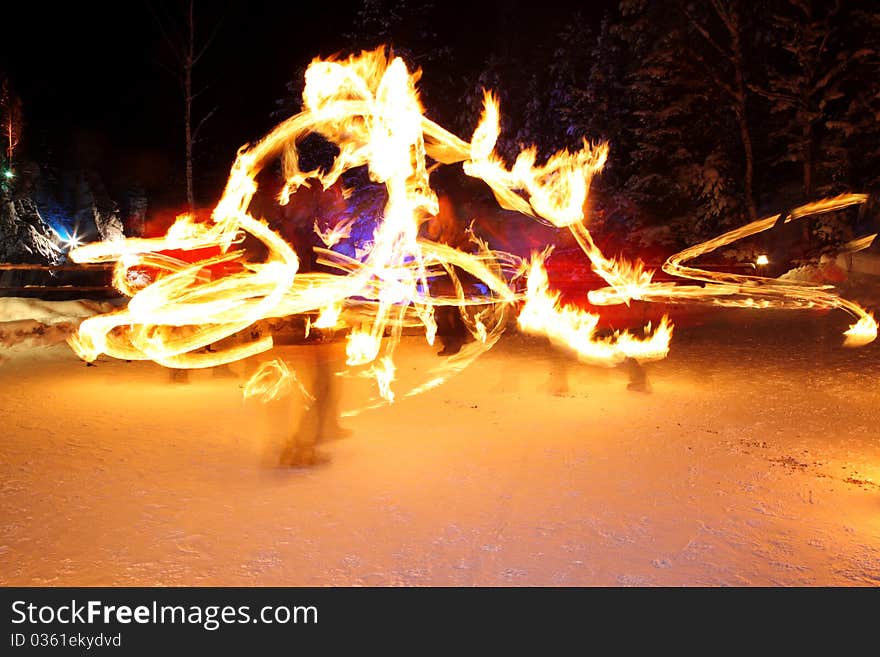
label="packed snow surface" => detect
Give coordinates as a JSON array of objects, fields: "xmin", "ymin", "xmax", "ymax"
[{"xmin": 1, "ymin": 296, "xmax": 879, "ymax": 586}]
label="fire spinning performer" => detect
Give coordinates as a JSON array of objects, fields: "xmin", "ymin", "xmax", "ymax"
[
  {"xmin": 65, "ymin": 48, "xmax": 876, "ymax": 417},
  {"xmin": 761, "ymin": 206, "xmax": 805, "ymax": 279},
  {"xmin": 279, "ymin": 322, "xmax": 350, "ymax": 467},
  {"xmin": 422, "ymin": 193, "xmax": 474, "ymax": 357},
  {"xmin": 279, "ymin": 223, "xmax": 351, "ymax": 467}
]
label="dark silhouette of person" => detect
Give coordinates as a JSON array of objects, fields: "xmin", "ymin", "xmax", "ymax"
[
  {"xmin": 276, "ymin": 199, "xmax": 351, "ymax": 467},
  {"xmin": 762, "ymin": 206, "xmax": 809, "ymax": 279},
  {"xmin": 279, "ymin": 323, "xmax": 350, "ymax": 467},
  {"xmin": 623, "ymin": 356, "xmax": 650, "ymax": 393},
  {"xmin": 423, "ymin": 194, "xmax": 472, "ymax": 356}
]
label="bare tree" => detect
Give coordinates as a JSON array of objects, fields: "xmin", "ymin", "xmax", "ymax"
[
  {"xmin": 147, "ymin": 0, "xmax": 222, "ymax": 212},
  {"xmin": 0, "ymin": 77, "xmax": 23, "ymax": 168}
]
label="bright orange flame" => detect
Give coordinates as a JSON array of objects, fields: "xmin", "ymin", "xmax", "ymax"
[
  {"xmin": 67, "ymin": 47, "xmax": 876, "ymax": 411},
  {"xmin": 313, "ymin": 302, "xmax": 343, "ymax": 329},
  {"xmin": 844, "ymin": 313, "xmax": 878, "ymax": 347},
  {"xmin": 518, "ymin": 252, "xmax": 672, "ymax": 365}
]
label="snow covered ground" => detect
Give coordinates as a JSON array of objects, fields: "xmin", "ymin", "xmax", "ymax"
[{"xmin": 1, "ymin": 293, "xmax": 879, "ymax": 586}]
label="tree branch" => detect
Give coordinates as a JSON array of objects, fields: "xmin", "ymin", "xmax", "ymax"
[
  {"xmin": 748, "ymin": 83, "xmax": 798, "ymax": 108},
  {"xmin": 709, "ymin": 0, "xmax": 737, "ymax": 37},
  {"xmin": 153, "ymin": 57, "xmax": 184, "ymax": 85},
  {"xmin": 192, "ymin": 106, "xmax": 217, "ymax": 143},
  {"xmin": 194, "ymin": 7, "xmax": 226, "ymax": 65},
  {"xmin": 681, "ymin": 6, "xmax": 734, "ymax": 65},
  {"xmin": 683, "ymin": 43, "xmax": 738, "ymax": 100},
  {"xmin": 144, "ymin": 0, "xmax": 186, "ymax": 64}
]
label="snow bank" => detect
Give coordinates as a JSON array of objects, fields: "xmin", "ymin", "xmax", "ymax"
[
  {"xmin": 0, "ymin": 297, "xmax": 120, "ymax": 353},
  {"xmin": 0, "ymin": 297, "xmax": 119, "ymax": 324}
]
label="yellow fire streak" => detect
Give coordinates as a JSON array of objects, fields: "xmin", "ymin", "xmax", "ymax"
[
  {"xmin": 518, "ymin": 253, "xmax": 672, "ymax": 365},
  {"xmin": 243, "ymin": 358, "xmax": 314, "ymax": 404},
  {"xmin": 586, "ymin": 194, "xmax": 877, "ymax": 346},
  {"xmin": 66, "ymin": 47, "xmax": 876, "ymax": 409}
]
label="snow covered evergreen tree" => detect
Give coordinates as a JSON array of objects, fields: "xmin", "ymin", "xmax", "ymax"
[
  {"xmin": 619, "ymin": 1, "xmax": 732, "ymax": 240},
  {"xmin": 822, "ymin": 4, "xmax": 880, "ymax": 195},
  {"xmin": 755, "ymin": 0, "xmax": 877, "ymax": 200}
]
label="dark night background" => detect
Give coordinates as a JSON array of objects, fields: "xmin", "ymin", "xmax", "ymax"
[
  {"xmin": 1, "ymin": 0, "xmax": 382, "ymax": 206},
  {"xmin": 0, "ymin": 0, "xmax": 878, "ymax": 263},
  {"xmin": 0, "ymin": 1, "xmax": 610, "ymax": 206}
]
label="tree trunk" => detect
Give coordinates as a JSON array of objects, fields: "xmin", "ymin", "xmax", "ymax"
[
  {"xmin": 185, "ymin": 67, "xmax": 194, "ymax": 213},
  {"xmin": 184, "ymin": 0, "xmax": 195, "ymax": 214},
  {"xmin": 735, "ymin": 106, "xmax": 757, "ymax": 221},
  {"xmin": 729, "ymin": 10, "xmax": 757, "ymax": 222},
  {"xmin": 6, "ymin": 114, "xmax": 12, "ymax": 163},
  {"xmin": 802, "ymin": 123, "xmax": 812, "ymax": 200}
]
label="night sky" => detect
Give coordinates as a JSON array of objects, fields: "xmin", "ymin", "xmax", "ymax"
[
  {"xmin": 1, "ymin": 1, "xmax": 608, "ymax": 204},
  {"xmin": 2, "ymin": 1, "xmax": 363, "ymax": 199}
]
